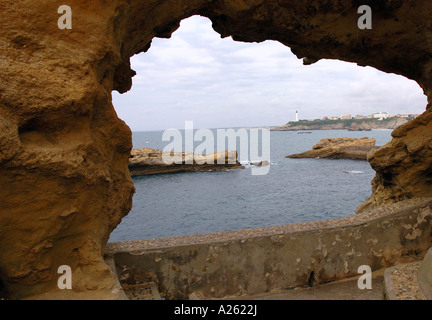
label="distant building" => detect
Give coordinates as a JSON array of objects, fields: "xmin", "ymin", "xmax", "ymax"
[
  {"xmin": 340, "ymin": 114, "xmax": 353, "ymax": 120},
  {"xmin": 295, "ymin": 111, "xmax": 299, "ymax": 122},
  {"xmin": 354, "ymin": 114, "xmax": 366, "ymax": 119},
  {"xmin": 323, "ymin": 116, "xmax": 329, "ymax": 120},
  {"xmin": 372, "ymin": 112, "xmax": 390, "ymax": 119},
  {"xmin": 330, "ymin": 116, "xmax": 339, "ymax": 120}
]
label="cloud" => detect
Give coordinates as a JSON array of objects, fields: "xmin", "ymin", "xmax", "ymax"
[{"xmin": 112, "ymin": 16, "xmax": 427, "ymax": 131}]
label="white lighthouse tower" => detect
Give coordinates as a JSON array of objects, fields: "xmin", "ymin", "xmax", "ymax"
[{"xmin": 295, "ymin": 110, "xmax": 299, "ymax": 122}]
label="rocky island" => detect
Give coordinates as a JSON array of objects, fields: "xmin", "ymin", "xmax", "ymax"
[
  {"xmin": 286, "ymin": 137, "xmax": 379, "ymax": 161},
  {"xmin": 128, "ymin": 148, "xmax": 244, "ymax": 175}
]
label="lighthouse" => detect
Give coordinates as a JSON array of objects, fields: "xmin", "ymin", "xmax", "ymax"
[{"xmin": 295, "ymin": 110, "xmax": 299, "ymax": 122}]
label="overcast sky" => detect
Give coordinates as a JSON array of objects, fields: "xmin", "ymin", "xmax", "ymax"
[{"xmin": 112, "ymin": 16, "xmax": 427, "ymax": 132}]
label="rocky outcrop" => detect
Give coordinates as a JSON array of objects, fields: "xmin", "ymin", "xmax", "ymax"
[
  {"xmin": 1, "ymin": 0, "xmax": 432, "ymax": 299},
  {"xmin": 286, "ymin": 137, "xmax": 378, "ymax": 160},
  {"xmin": 356, "ymin": 108, "xmax": 432, "ymax": 213},
  {"xmin": 128, "ymin": 149, "xmax": 243, "ymax": 175}
]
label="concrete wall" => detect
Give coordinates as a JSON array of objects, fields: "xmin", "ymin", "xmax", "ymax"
[
  {"xmin": 105, "ymin": 199, "xmax": 432, "ymax": 299},
  {"xmin": 418, "ymin": 247, "xmax": 432, "ymax": 299}
]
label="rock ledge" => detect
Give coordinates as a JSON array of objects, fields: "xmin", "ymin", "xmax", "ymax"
[
  {"xmin": 128, "ymin": 148, "xmax": 244, "ymax": 175},
  {"xmin": 286, "ymin": 137, "xmax": 379, "ymax": 161}
]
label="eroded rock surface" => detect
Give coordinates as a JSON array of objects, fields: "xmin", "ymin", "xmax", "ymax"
[
  {"xmin": 1, "ymin": 0, "xmax": 432, "ymax": 299},
  {"xmin": 357, "ymin": 108, "xmax": 432, "ymax": 212},
  {"xmin": 129, "ymin": 148, "xmax": 243, "ymax": 175},
  {"xmin": 287, "ymin": 137, "xmax": 378, "ymax": 160}
]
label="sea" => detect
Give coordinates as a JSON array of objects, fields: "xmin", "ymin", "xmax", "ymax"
[{"xmin": 108, "ymin": 129, "xmax": 393, "ymax": 242}]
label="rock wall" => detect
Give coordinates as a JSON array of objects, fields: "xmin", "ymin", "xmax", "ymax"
[
  {"xmin": 357, "ymin": 108, "xmax": 432, "ymax": 212},
  {"xmin": 1, "ymin": 0, "xmax": 432, "ymax": 299},
  {"xmin": 0, "ymin": 0, "xmax": 136, "ymax": 299}
]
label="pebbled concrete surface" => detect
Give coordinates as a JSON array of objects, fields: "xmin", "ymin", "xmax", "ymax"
[{"xmin": 384, "ymin": 262, "xmax": 426, "ymax": 300}]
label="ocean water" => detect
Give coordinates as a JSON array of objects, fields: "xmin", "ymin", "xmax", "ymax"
[{"xmin": 108, "ymin": 129, "xmax": 393, "ymax": 242}]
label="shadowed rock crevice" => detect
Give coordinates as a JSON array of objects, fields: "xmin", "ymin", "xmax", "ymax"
[{"xmin": 1, "ymin": 0, "xmax": 432, "ymax": 299}]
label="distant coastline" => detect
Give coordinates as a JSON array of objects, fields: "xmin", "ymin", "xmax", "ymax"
[{"xmin": 271, "ymin": 116, "xmax": 414, "ymax": 131}]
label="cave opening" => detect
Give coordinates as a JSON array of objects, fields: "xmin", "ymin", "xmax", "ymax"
[{"xmin": 108, "ymin": 15, "xmax": 427, "ymax": 243}]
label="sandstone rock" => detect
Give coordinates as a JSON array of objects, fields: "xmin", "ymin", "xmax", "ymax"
[
  {"xmin": 250, "ymin": 160, "xmax": 270, "ymax": 167},
  {"xmin": 356, "ymin": 108, "xmax": 432, "ymax": 213},
  {"xmin": 128, "ymin": 148, "xmax": 243, "ymax": 175},
  {"xmin": 286, "ymin": 137, "xmax": 378, "ymax": 160},
  {"xmin": 1, "ymin": 0, "xmax": 432, "ymax": 299}
]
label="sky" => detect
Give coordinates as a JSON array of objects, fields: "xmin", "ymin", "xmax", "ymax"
[{"xmin": 112, "ymin": 15, "xmax": 428, "ymax": 132}]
